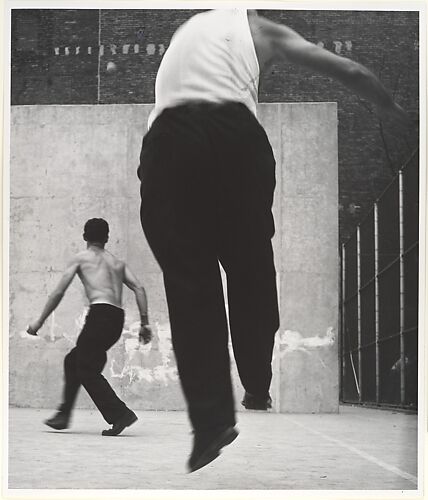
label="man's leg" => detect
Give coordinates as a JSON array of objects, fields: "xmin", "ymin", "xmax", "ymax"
[
  {"xmin": 143, "ymin": 185, "xmax": 238, "ymax": 472},
  {"xmin": 76, "ymin": 306, "xmax": 136, "ymax": 433},
  {"xmin": 217, "ymin": 108, "xmax": 279, "ymax": 409},
  {"xmin": 139, "ymin": 107, "xmax": 238, "ymax": 470},
  {"xmin": 76, "ymin": 348, "xmax": 126, "ymax": 422},
  {"xmin": 59, "ymin": 348, "xmax": 81, "ymax": 413},
  {"xmin": 77, "ymin": 345, "xmax": 137, "ymax": 435},
  {"xmin": 44, "ymin": 347, "xmax": 80, "ymax": 429},
  {"xmin": 141, "ymin": 174, "xmax": 236, "ymax": 433},
  {"xmin": 163, "ymin": 252, "xmax": 236, "ymax": 433},
  {"xmin": 220, "ymin": 237, "xmax": 279, "ymax": 407}
]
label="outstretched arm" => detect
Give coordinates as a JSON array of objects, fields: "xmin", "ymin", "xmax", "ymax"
[
  {"xmin": 27, "ymin": 259, "xmax": 79, "ymax": 335},
  {"xmin": 123, "ymin": 264, "xmax": 152, "ymax": 344},
  {"xmin": 252, "ymin": 15, "xmax": 408, "ymax": 123}
]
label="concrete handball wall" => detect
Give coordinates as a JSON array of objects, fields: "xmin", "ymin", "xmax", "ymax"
[{"xmin": 9, "ymin": 102, "xmax": 338, "ymax": 413}]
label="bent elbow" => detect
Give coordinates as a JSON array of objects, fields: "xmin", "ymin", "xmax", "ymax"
[
  {"xmin": 342, "ymin": 61, "xmax": 385, "ymax": 94},
  {"xmin": 134, "ymin": 284, "xmax": 145, "ymax": 295}
]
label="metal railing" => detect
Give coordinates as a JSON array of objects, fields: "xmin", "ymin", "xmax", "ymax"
[{"xmin": 340, "ymin": 150, "xmax": 419, "ymax": 409}]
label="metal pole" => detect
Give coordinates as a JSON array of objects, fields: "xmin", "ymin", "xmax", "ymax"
[
  {"xmin": 341, "ymin": 244, "xmax": 346, "ymax": 401},
  {"xmin": 374, "ymin": 203, "xmax": 380, "ymax": 403},
  {"xmin": 357, "ymin": 227, "xmax": 362, "ymax": 402},
  {"xmin": 398, "ymin": 172, "xmax": 406, "ymax": 405},
  {"xmin": 97, "ymin": 9, "xmax": 102, "ymax": 104}
]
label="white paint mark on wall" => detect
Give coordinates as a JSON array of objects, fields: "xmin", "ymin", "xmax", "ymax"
[
  {"xmin": 19, "ymin": 329, "xmax": 38, "ymax": 339},
  {"xmin": 79, "ymin": 308, "xmax": 89, "ymax": 327},
  {"xmin": 333, "ymin": 41, "xmax": 342, "ymax": 54},
  {"xmin": 110, "ymin": 360, "xmax": 154, "ymax": 384},
  {"xmin": 109, "ymin": 321, "xmax": 178, "ymax": 384},
  {"xmin": 154, "ymin": 322, "xmax": 177, "ymax": 367},
  {"xmin": 345, "ymin": 40, "xmax": 353, "ymax": 52},
  {"xmin": 153, "ymin": 365, "xmax": 178, "ymax": 384},
  {"xmin": 279, "ymin": 327, "xmax": 335, "ymax": 354},
  {"xmin": 49, "ymin": 311, "xmax": 56, "ymax": 341},
  {"xmin": 64, "ymin": 307, "xmax": 88, "ymax": 343},
  {"xmin": 146, "ymin": 44, "xmax": 156, "ymax": 55},
  {"xmin": 52, "ymin": 42, "xmax": 168, "ymax": 57}
]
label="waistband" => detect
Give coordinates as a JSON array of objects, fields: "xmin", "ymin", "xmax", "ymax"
[
  {"xmin": 161, "ymin": 100, "xmax": 251, "ymax": 115},
  {"xmin": 147, "ymin": 100, "xmax": 260, "ymax": 139},
  {"xmin": 89, "ymin": 303, "xmax": 124, "ymax": 313}
]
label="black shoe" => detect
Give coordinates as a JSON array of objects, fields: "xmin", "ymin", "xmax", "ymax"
[
  {"xmin": 241, "ymin": 392, "xmax": 272, "ymax": 410},
  {"xmin": 44, "ymin": 411, "xmax": 70, "ymax": 430},
  {"xmin": 102, "ymin": 409, "xmax": 138, "ymax": 436},
  {"xmin": 188, "ymin": 425, "xmax": 239, "ymax": 473}
]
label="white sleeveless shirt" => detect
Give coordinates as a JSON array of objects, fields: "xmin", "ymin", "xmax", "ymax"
[{"xmin": 148, "ymin": 9, "xmax": 260, "ymax": 128}]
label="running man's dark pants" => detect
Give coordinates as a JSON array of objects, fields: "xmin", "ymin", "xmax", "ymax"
[
  {"xmin": 58, "ymin": 304, "xmax": 129, "ymax": 424},
  {"xmin": 138, "ymin": 102, "xmax": 280, "ymax": 433}
]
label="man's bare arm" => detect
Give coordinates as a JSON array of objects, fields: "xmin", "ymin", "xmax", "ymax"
[
  {"xmin": 253, "ymin": 15, "xmax": 408, "ymax": 123},
  {"xmin": 123, "ymin": 264, "xmax": 152, "ymax": 343},
  {"xmin": 27, "ymin": 259, "xmax": 79, "ymax": 335}
]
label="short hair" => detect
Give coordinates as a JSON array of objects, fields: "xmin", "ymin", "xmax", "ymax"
[{"xmin": 83, "ymin": 218, "xmax": 109, "ymax": 243}]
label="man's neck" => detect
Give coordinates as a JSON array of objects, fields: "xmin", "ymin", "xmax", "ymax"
[{"xmin": 87, "ymin": 242, "xmax": 105, "ymax": 250}]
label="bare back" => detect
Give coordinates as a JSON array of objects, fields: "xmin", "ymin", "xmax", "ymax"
[{"xmin": 76, "ymin": 247, "xmax": 125, "ymax": 307}]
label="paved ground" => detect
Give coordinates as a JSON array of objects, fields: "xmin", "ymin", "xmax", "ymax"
[{"xmin": 6, "ymin": 405, "xmax": 418, "ymax": 494}]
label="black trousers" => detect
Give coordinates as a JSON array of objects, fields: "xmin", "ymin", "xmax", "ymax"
[
  {"xmin": 138, "ymin": 102, "xmax": 280, "ymax": 433},
  {"xmin": 59, "ymin": 304, "xmax": 128, "ymax": 424}
]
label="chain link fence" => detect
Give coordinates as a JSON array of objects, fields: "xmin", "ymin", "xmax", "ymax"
[{"xmin": 340, "ymin": 150, "xmax": 419, "ymax": 409}]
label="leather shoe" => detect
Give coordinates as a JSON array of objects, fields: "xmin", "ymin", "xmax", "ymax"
[
  {"xmin": 44, "ymin": 411, "xmax": 70, "ymax": 430},
  {"xmin": 188, "ymin": 425, "xmax": 239, "ymax": 473},
  {"xmin": 102, "ymin": 409, "xmax": 138, "ymax": 436},
  {"xmin": 241, "ymin": 392, "xmax": 272, "ymax": 410}
]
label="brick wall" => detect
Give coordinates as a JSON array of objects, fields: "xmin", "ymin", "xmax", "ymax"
[{"xmin": 10, "ymin": 8, "xmax": 420, "ymax": 241}]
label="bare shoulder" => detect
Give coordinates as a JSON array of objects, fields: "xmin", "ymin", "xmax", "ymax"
[
  {"xmin": 75, "ymin": 249, "xmax": 93, "ymax": 263},
  {"xmin": 247, "ymin": 11, "xmax": 295, "ymax": 68},
  {"xmin": 248, "ymin": 11, "xmax": 286, "ymax": 37},
  {"xmin": 249, "ymin": 11, "xmax": 347, "ymax": 72},
  {"xmin": 67, "ymin": 251, "xmax": 87, "ymax": 274},
  {"xmin": 249, "ymin": 10, "xmax": 315, "ymax": 48},
  {"xmin": 60, "ymin": 252, "xmax": 82, "ymax": 275}
]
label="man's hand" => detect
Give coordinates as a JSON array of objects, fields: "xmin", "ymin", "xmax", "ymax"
[
  {"xmin": 139, "ymin": 324, "xmax": 153, "ymax": 344},
  {"xmin": 27, "ymin": 320, "xmax": 43, "ymax": 336}
]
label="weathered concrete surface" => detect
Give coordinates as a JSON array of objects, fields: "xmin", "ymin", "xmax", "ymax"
[
  {"xmin": 7, "ymin": 405, "xmax": 418, "ymax": 490},
  {"xmin": 9, "ymin": 103, "xmax": 338, "ymax": 412},
  {"xmin": 275, "ymin": 103, "xmax": 339, "ymax": 413}
]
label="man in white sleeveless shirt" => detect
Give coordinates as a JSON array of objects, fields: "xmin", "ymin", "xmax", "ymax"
[{"xmin": 137, "ymin": 9, "xmax": 407, "ymax": 472}]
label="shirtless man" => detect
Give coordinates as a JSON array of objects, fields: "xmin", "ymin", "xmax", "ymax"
[
  {"xmin": 27, "ymin": 218, "xmax": 152, "ymax": 436},
  {"xmin": 138, "ymin": 9, "xmax": 409, "ymax": 471}
]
